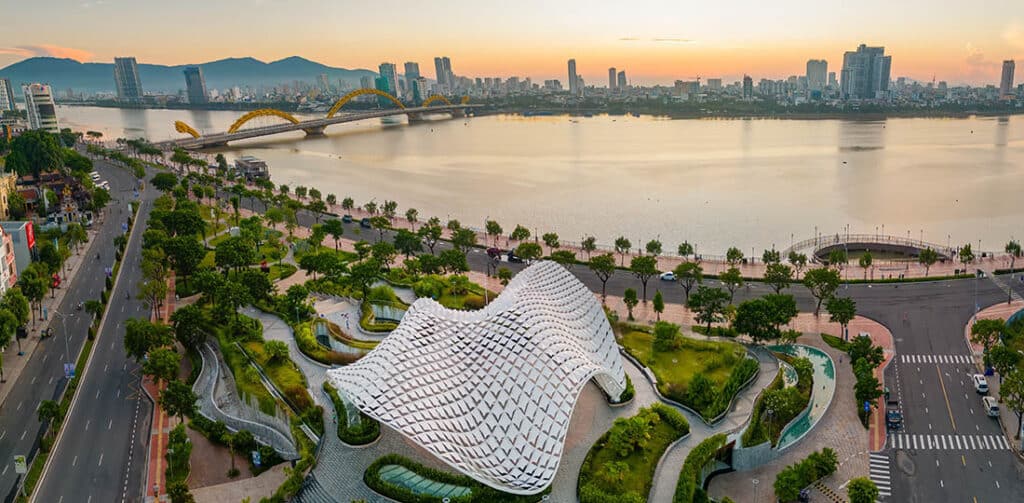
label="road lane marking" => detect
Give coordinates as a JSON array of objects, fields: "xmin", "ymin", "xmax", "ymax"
[
  {"xmin": 996, "ymin": 481, "xmax": 1001, "ymax": 488},
  {"xmin": 31, "ymin": 376, "xmax": 36, "ymax": 384},
  {"xmin": 20, "ymin": 430, "xmax": 26, "ymax": 440},
  {"xmin": 85, "ymin": 420, "xmax": 90, "ymax": 431},
  {"xmin": 16, "ymin": 401, "xmax": 22, "ymax": 411},
  {"xmin": 72, "ymin": 455, "xmax": 77, "ymax": 467},
  {"xmin": 2, "ymin": 465, "xmax": 7, "ymax": 476},
  {"xmin": 0, "ymin": 430, "xmax": 5, "ymax": 440},
  {"xmin": 962, "ymin": 455, "xmax": 966, "ymax": 466},
  {"xmin": 937, "ymin": 365, "xmax": 957, "ymax": 430},
  {"xmin": 98, "ymin": 452, "xmax": 103, "ymax": 466},
  {"xmin": 108, "ymin": 419, "xmax": 113, "ymax": 430}
]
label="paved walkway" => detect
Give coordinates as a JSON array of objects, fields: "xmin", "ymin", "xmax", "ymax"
[
  {"xmin": 143, "ymin": 273, "xmax": 175, "ymax": 502},
  {"xmin": 967, "ymin": 300, "xmax": 1024, "ymax": 459},
  {"xmin": 708, "ymin": 335, "xmax": 869, "ymax": 503},
  {"xmin": 240, "ymin": 306, "xmax": 330, "ymax": 407},
  {"xmin": 0, "ymin": 225, "xmax": 101, "ymax": 408},
  {"xmin": 191, "ymin": 464, "xmax": 288, "ymax": 503}
]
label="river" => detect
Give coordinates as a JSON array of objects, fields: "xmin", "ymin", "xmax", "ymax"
[{"xmin": 57, "ymin": 105, "xmax": 1024, "ymax": 255}]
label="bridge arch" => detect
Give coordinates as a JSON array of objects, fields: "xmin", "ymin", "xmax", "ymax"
[
  {"xmin": 326, "ymin": 88, "xmax": 405, "ymax": 118},
  {"xmin": 174, "ymin": 121, "xmax": 201, "ymax": 139},
  {"xmin": 421, "ymin": 95, "xmax": 452, "ymax": 107},
  {"xmin": 460, "ymin": 95, "xmax": 470, "ymax": 105},
  {"xmin": 227, "ymin": 109, "xmax": 301, "ymax": 134}
]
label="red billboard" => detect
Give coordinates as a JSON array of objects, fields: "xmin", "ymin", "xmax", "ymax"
[{"xmin": 25, "ymin": 221, "xmax": 35, "ymax": 250}]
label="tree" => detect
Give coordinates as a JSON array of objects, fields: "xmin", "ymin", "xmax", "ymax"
[
  {"xmin": 1007, "ymin": 240, "xmax": 1022, "ymax": 273},
  {"xmin": 542, "ymin": 232, "xmax": 560, "ymax": 250},
  {"xmin": 630, "ymin": 255, "xmax": 658, "ymax": 303},
  {"xmin": 510, "ymin": 224, "xmax": 530, "ymax": 242},
  {"xmin": 858, "ymin": 251, "xmax": 873, "ymax": 280},
  {"xmin": 143, "ymin": 347, "xmax": 180, "ymax": 385},
  {"xmin": 847, "ymin": 477, "xmax": 879, "ymax": 503},
  {"xmin": 18, "ymin": 266, "xmax": 48, "ymax": 327},
  {"xmin": 725, "ymin": 247, "xmax": 744, "ymax": 266},
  {"xmin": 2, "ymin": 288, "xmax": 30, "ymax": 329},
  {"xmin": 451, "ymin": 227, "xmax": 477, "ymax": 253},
  {"xmin": 0, "ymin": 310, "xmax": 14, "ymax": 381},
  {"xmin": 167, "ymin": 481, "xmax": 195, "ymax": 503},
  {"xmin": 264, "ymin": 340, "xmax": 289, "ymax": 363},
  {"xmin": 404, "ymin": 208, "xmax": 419, "ymax": 230},
  {"xmin": 365, "ymin": 216, "xmax": 387, "ymax": 242},
  {"xmin": 308, "ymin": 188, "xmax": 322, "ymax": 201},
  {"xmin": 589, "ymin": 253, "xmax": 616, "ymax": 300},
  {"xmin": 160, "ymin": 380, "xmax": 197, "ymax": 423},
  {"xmin": 788, "ymin": 251, "xmax": 808, "ymax": 278},
  {"xmin": 854, "ymin": 370, "xmax": 883, "ymax": 410},
  {"xmin": 719, "ymin": 267, "xmax": 744, "ymax": 304},
  {"xmin": 307, "ymin": 199, "xmax": 328, "ymax": 223},
  {"xmin": 321, "ymin": 218, "xmax": 344, "ymax": 251},
  {"xmin": 515, "ymin": 242, "xmax": 543, "ymax": 262},
  {"xmin": 765, "ymin": 294, "xmax": 798, "ymax": 337},
  {"xmin": 164, "ymin": 236, "xmax": 205, "ymax": 285},
  {"xmin": 826, "ymin": 296, "xmax": 857, "ymax": 341},
  {"xmin": 674, "ymin": 262, "xmax": 703, "ymax": 304},
  {"xmin": 151, "ymin": 172, "xmax": 179, "ymax": 192},
  {"xmin": 325, "ymin": 193, "xmax": 337, "ymax": 207},
  {"xmin": 971, "ymin": 318, "xmax": 1005, "ymax": 357},
  {"xmin": 170, "ymin": 304, "xmax": 206, "ymax": 351},
  {"xmin": 652, "ymin": 321, "xmax": 680, "ymax": 352},
  {"xmin": 623, "ymin": 288, "xmax": 639, "ymax": 320},
  {"xmin": 678, "ymin": 241, "xmax": 694, "ymax": 259},
  {"xmin": 341, "ymin": 197, "xmax": 354, "ymax": 211},
  {"xmin": 1001, "ymin": 368, "xmax": 1024, "ymax": 439},
  {"xmin": 5, "ymin": 130, "xmax": 63, "ymax": 177},
  {"xmin": 645, "ymin": 239, "xmax": 662, "ymax": 256},
  {"xmin": 918, "ymin": 247, "xmax": 938, "ymax": 276},
  {"xmin": 38, "ymin": 400, "xmax": 61, "ymax": 431},
  {"xmin": 381, "ymin": 200, "xmax": 398, "ymax": 221},
  {"xmin": 652, "ymin": 290, "xmax": 665, "ymax": 321},
  {"xmin": 418, "ymin": 218, "xmax": 443, "ymax": 255},
  {"xmin": 229, "ymin": 195, "xmax": 240, "ymax": 225},
  {"xmin": 550, "ymin": 250, "xmax": 576, "ymax": 268},
  {"xmin": 689, "ymin": 286, "xmax": 730, "ymax": 332},
  {"xmin": 960, "ymin": 243, "xmax": 975, "ymax": 265},
  {"xmin": 762, "ymin": 249, "xmax": 781, "ymax": 264},
  {"xmin": 989, "ymin": 345, "xmax": 1021, "ymax": 379},
  {"xmin": 438, "ymin": 249, "xmax": 469, "ymax": 273},
  {"xmin": 763, "ymin": 263, "xmax": 793, "ymax": 294},
  {"xmin": 215, "ymin": 236, "xmax": 256, "ymax": 273},
  {"xmin": 614, "ymin": 236, "xmax": 632, "ymax": 266},
  {"xmin": 215, "ymin": 281, "xmax": 253, "ymax": 322},
  {"xmin": 446, "ymin": 219, "xmax": 461, "ymax": 232},
  {"xmin": 394, "ymin": 229, "xmax": 423, "ymax": 258},
  {"xmin": 581, "ymin": 236, "xmax": 597, "ymax": 259},
  {"xmin": 848, "ymin": 335, "xmax": 884, "ymax": 369},
  {"xmin": 497, "ymin": 267, "xmax": 513, "ymax": 286},
  {"xmin": 370, "ymin": 241, "xmax": 397, "ymax": 270},
  {"xmin": 733, "ymin": 298, "xmax": 777, "ymax": 342},
  {"xmin": 294, "ymin": 186, "xmax": 308, "ymax": 199},
  {"xmin": 804, "ymin": 267, "xmax": 840, "ymax": 316}
]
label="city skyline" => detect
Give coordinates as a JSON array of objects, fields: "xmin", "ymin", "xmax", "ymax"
[{"xmin": 1, "ymin": 0, "xmax": 1023, "ymax": 86}]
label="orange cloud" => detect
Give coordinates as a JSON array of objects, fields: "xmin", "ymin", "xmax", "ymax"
[{"xmin": 0, "ymin": 44, "xmax": 94, "ymax": 62}]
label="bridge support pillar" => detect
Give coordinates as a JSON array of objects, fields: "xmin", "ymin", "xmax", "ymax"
[
  {"xmin": 303, "ymin": 126, "xmax": 326, "ymax": 136},
  {"xmin": 452, "ymin": 109, "xmax": 466, "ymax": 118},
  {"xmin": 407, "ymin": 113, "xmax": 425, "ymax": 123}
]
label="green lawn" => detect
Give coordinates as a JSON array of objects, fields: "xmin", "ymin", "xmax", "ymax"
[
  {"xmin": 579, "ymin": 404, "xmax": 689, "ymax": 503},
  {"xmin": 620, "ymin": 330, "xmax": 745, "ymax": 394}
]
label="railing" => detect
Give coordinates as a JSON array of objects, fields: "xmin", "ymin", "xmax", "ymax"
[{"xmin": 782, "ymin": 233, "xmax": 956, "ymax": 257}]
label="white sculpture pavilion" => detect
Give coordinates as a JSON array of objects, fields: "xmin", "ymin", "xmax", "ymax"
[{"xmin": 326, "ymin": 261, "xmax": 626, "ymax": 494}]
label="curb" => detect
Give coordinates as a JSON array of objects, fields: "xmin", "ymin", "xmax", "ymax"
[{"xmin": 31, "ymin": 197, "xmax": 146, "ymax": 503}]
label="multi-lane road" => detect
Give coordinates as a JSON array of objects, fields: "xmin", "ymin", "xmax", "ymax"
[
  {"xmin": 0, "ymin": 160, "xmax": 148, "ymax": 502},
  {"xmin": 29, "ymin": 160, "xmax": 157, "ymax": 503}
]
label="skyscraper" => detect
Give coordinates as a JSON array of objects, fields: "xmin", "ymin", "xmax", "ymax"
[
  {"xmin": 617, "ymin": 71, "xmax": 627, "ymax": 90},
  {"xmin": 378, "ymin": 62, "xmax": 399, "ymax": 96},
  {"xmin": 113, "ymin": 57, "xmax": 144, "ymax": 103},
  {"xmin": 806, "ymin": 59, "xmax": 828, "ymax": 92},
  {"xmin": 183, "ymin": 66, "xmax": 208, "ymax": 104},
  {"xmin": 22, "ymin": 83, "xmax": 59, "ymax": 133},
  {"xmin": 442, "ymin": 57, "xmax": 454, "ymax": 91},
  {"xmin": 0, "ymin": 78, "xmax": 16, "ymax": 111},
  {"xmin": 317, "ymin": 73, "xmax": 330, "ymax": 93},
  {"xmin": 568, "ymin": 59, "xmax": 578, "ymax": 96},
  {"xmin": 360, "ymin": 75, "xmax": 373, "ymax": 90},
  {"xmin": 742, "ymin": 76, "xmax": 753, "ymax": 99},
  {"xmin": 840, "ymin": 44, "xmax": 891, "ymax": 100},
  {"xmin": 433, "ymin": 57, "xmax": 447, "ymax": 92},
  {"xmin": 608, "ymin": 67, "xmax": 617, "ymax": 91},
  {"xmin": 1000, "ymin": 60, "xmax": 1016, "ymax": 98},
  {"xmin": 404, "ymin": 62, "xmax": 420, "ymax": 99}
]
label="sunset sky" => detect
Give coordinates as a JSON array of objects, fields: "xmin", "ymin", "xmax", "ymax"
[{"xmin": 2, "ymin": 0, "xmax": 1023, "ymax": 86}]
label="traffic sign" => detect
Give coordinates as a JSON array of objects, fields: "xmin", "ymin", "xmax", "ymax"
[
  {"xmin": 251, "ymin": 450, "xmax": 261, "ymax": 467},
  {"xmin": 13, "ymin": 455, "xmax": 26, "ymax": 474},
  {"xmin": 864, "ymin": 401, "xmax": 871, "ymax": 412}
]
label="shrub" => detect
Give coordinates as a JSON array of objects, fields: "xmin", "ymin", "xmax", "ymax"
[
  {"xmin": 323, "ymin": 382, "xmax": 380, "ymax": 445},
  {"xmin": 773, "ymin": 448, "xmax": 838, "ymax": 501},
  {"xmin": 673, "ymin": 433, "xmax": 727, "ymax": 503}
]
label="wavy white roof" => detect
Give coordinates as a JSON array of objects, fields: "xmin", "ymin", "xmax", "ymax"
[{"xmin": 326, "ymin": 261, "xmax": 626, "ymax": 494}]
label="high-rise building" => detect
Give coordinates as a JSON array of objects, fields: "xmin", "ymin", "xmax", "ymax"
[
  {"xmin": 568, "ymin": 59, "xmax": 578, "ymax": 96},
  {"xmin": 1000, "ymin": 60, "xmax": 1016, "ymax": 98},
  {"xmin": 360, "ymin": 75, "xmax": 373, "ymax": 90},
  {"xmin": 412, "ymin": 77, "xmax": 428, "ymax": 104},
  {"xmin": 442, "ymin": 57, "xmax": 454, "ymax": 91},
  {"xmin": 378, "ymin": 62, "xmax": 399, "ymax": 96},
  {"xmin": 0, "ymin": 78, "xmax": 16, "ymax": 111},
  {"xmin": 617, "ymin": 71, "xmax": 627, "ymax": 90},
  {"xmin": 706, "ymin": 78, "xmax": 723, "ymax": 91},
  {"xmin": 317, "ymin": 73, "xmax": 330, "ymax": 93},
  {"xmin": 806, "ymin": 59, "xmax": 828, "ymax": 92},
  {"xmin": 404, "ymin": 62, "xmax": 421, "ymax": 99},
  {"xmin": 433, "ymin": 57, "xmax": 447, "ymax": 92},
  {"xmin": 840, "ymin": 44, "xmax": 891, "ymax": 100},
  {"xmin": 608, "ymin": 67, "xmax": 617, "ymax": 91},
  {"xmin": 183, "ymin": 66, "xmax": 208, "ymax": 105},
  {"xmin": 113, "ymin": 57, "xmax": 144, "ymax": 103},
  {"xmin": 22, "ymin": 83, "xmax": 59, "ymax": 133},
  {"xmin": 828, "ymin": 72, "xmax": 838, "ymax": 89},
  {"xmin": 742, "ymin": 75, "xmax": 753, "ymax": 99}
]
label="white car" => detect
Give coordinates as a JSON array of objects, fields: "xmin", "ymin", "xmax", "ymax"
[
  {"xmin": 659, "ymin": 272, "xmax": 676, "ymax": 281},
  {"xmin": 982, "ymin": 396, "xmax": 999, "ymax": 417},
  {"xmin": 972, "ymin": 374, "xmax": 989, "ymax": 394}
]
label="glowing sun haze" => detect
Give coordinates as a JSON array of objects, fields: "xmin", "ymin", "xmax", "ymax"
[{"xmin": 2, "ymin": 0, "xmax": 1022, "ymax": 85}]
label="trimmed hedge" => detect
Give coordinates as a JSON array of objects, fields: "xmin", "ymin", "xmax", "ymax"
[
  {"xmin": 700, "ymin": 357, "xmax": 759, "ymax": 420},
  {"xmin": 673, "ymin": 433, "xmax": 728, "ymax": 503},
  {"xmin": 323, "ymin": 382, "xmax": 380, "ymax": 445},
  {"xmin": 773, "ymin": 448, "xmax": 838, "ymax": 501},
  {"xmin": 364, "ymin": 453, "xmax": 548, "ymax": 503}
]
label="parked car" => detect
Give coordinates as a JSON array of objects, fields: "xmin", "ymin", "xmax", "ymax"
[
  {"xmin": 982, "ymin": 396, "xmax": 1000, "ymax": 417},
  {"xmin": 659, "ymin": 271, "xmax": 676, "ymax": 281},
  {"xmin": 972, "ymin": 374, "xmax": 989, "ymax": 394},
  {"xmin": 342, "ymin": 214, "xmax": 353, "ymax": 223},
  {"xmin": 359, "ymin": 217, "xmax": 371, "ymax": 229},
  {"xmin": 885, "ymin": 400, "xmax": 903, "ymax": 430}
]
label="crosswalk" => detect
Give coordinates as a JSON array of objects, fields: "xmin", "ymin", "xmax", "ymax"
[
  {"xmin": 869, "ymin": 453, "xmax": 892, "ymax": 498},
  {"xmin": 899, "ymin": 354, "xmax": 973, "ymax": 364},
  {"xmin": 889, "ymin": 433, "xmax": 1010, "ymax": 451}
]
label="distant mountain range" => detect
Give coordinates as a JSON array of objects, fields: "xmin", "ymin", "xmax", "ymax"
[{"xmin": 0, "ymin": 56, "xmax": 377, "ymax": 95}]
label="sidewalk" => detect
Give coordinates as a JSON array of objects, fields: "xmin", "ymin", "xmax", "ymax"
[
  {"xmin": 143, "ymin": 273, "xmax": 176, "ymax": 502},
  {"xmin": 0, "ymin": 226, "xmax": 102, "ymax": 408},
  {"xmin": 966, "ymin": 300, "xmax": 1024, "ymax": 458}
]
